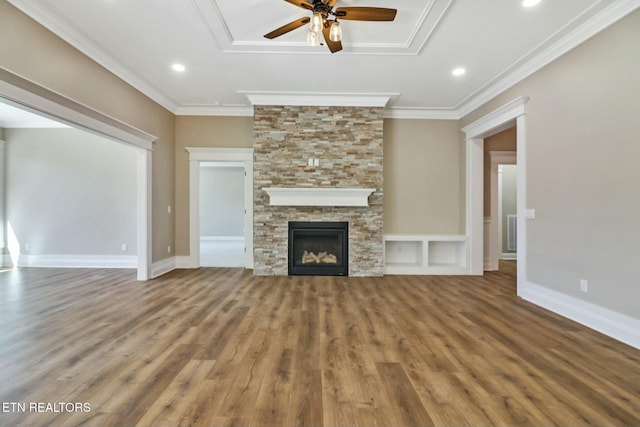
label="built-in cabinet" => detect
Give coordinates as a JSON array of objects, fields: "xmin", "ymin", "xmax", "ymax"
[{"xmin": 384, "ymin": 234, "xmax": 467, "ymax": 275}]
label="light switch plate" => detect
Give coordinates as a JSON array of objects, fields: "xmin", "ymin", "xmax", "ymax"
[{"xmin": 525, "ymin": 209, "xmax": 536, "ymax": 219}]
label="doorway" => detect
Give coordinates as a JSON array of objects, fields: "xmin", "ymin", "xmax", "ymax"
[
  {"xmin": 462, "ymin": 96, "xmax": 528, "ymax": 295},
  {"xmin": 486, "ymin": 147, "xmax": 517, "ymax": 271},
  {"xmin": 0, "ymin": 69, "xmax": 155, "ymax": 280},
  {"xmin": 498, "ymin": 164, "xmax": 517, "ymax": 262},
  {"xmin": 186, "ymin": 147, "xmax": 253, "ymax": 269},
  {"xmin": 199, "ymin": 162, "xmax": 245, "ymax": 267}
]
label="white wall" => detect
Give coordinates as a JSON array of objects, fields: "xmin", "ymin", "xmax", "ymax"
[
  {"xmin": 199, "ymin": 166, "xmax": 244, "ymax": 237},
  {"xmin": 5, "ymin": 128, "xmax": 137, "ymax": 263}
]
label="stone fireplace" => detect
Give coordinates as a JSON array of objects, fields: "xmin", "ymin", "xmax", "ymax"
[{"xmin": 253, "ymin": 105, "xmax": 384, "ymax": 276}]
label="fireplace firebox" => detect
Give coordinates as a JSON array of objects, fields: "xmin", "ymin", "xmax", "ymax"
[{"xmin": 288, "ymin": 221, "xmax": 348, "ymax": 276}]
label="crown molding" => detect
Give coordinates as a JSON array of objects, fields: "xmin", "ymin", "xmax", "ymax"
[
  {"xmin": 462, "ymin": 96, "xmax": 529, "ymax": 138},
  {"xmin": 9, "ymin": 0, "xmax": 638, "ymax": 121},
  {"xmin": 456, "ymin": 0, "xmax": 640, "ymax": 119},
  {"xmin": 240, "ymin": 91, "xmax": 398, "ymax": 108},
  {"xmin": 174, "ymin": 104, "xmax": 461, "ymax": 120},
  {"xmin": 175, "ymin": 105, "xmax": 254, "ymax": 117},
  {"xmin": 7, "ymin": 0, "xmax": 179, "ymax": 113},
  {"xmin": 383, "ymin": 107, "xmax": 460, "ymax": 120}
]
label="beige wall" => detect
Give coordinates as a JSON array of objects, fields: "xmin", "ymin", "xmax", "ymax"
[
  {"xmin": 461, "ymin": 9, "xmax": 640, "ymax": 319},
  {"xmin": 383, "ymin": 119, "xmax": 463, "ymax": 234},
  {"xmin": 174, "ymin": 116, "xmax": 253, "ymax": 255},
  {"xmin": 174, "ymin": 116, "xmax": 465, "ymax": 254},
  {"xmin": 0, "ymin": 1, "xmax": 175, "ymax": 263}
]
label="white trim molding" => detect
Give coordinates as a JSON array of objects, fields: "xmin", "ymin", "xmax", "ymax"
[
  {"xmin": 462, "ymin": 97, "xmax": 528, "ymax": 282},
  {"xmin": 8, "ymin": 1, "xmax": 637, "ymax": 118},
  {"xmin": 185, "ymin": 147, "xmax": 254, "ymax": 270},
  {"xmin": 383, "ymin": 107, "xmax": 460, "ymax": 120},
  {"xmin": 175, "ymin": 105, "xmax": 254, "ymax": 117},
  {"xmin": 263, "ymin": 187, "xmax": 376, "ymax": 207},
  {"xmin": 240, "ymin": 91, "xmax": 397, "ymax": 108},
  {"xmin": 455, "ymin": 0, "xmax": 640, "ymax": 118},
  {"xmin": 461, "ymin": 97, "xmax": 528, "ymax": 138},
  {"xmin": 151, "ymin": 257, "xmax": 177, "ymax": 279},
  {"xmin": 186, "ymin": 147, "xmax": 253, "ymax": 161},
  {"xmin": 521, "ymin": 281, "xmax": 640, "ymax": 351},
  {"xmin": 0, "ymin": 67, "xmax": 156, "ymax": 150},
  {"xmin": 6, "ymin": 254, "xmax": 137, "ymax": 269}
]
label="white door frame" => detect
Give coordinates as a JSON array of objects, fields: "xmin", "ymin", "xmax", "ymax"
[
  {"xmin": 462, "ymin": 96, "xmax": 528, "ymax": 295},
  {"xmin": 185, "ymin": 147, "xmax": 254, "ymax": 269},
  {"xmin": 0, "ymin": 68, "xmax": 155, "ymax": 280}
]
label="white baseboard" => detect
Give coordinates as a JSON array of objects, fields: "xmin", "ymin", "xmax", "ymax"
[
  {"xmin": 484, "ymin": 257, "xmax": 498, "ymax": 271},
  {"xmin": 501, "ymin": 253, "xmax": 517, "ymax": 260},
  {"xmin": 520, "ymin": 280, "xmax": 640, "ymax": 350},
  {"xmin": 175, "ymin": 255, "xmax": 197, "ymax": 269},
  {"xmin": 4, "ymin": 254, "xmax": 137, "ymax": 269},
  {"xmin": 151, "ymin": 257, "xmax": 177, "ymax": 278}
]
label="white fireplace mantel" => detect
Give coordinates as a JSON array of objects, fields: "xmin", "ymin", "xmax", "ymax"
[{"xmin": 263, "ymin": 187, "xmax": 376, "ymax": 207}]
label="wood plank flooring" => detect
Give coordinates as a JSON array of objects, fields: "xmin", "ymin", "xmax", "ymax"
[{"xmin": 1, "ymin": 262, "xmax": 639, "ymax": 426}]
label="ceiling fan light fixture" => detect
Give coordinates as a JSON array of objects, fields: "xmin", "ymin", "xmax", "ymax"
[
  {"xmin": 310, "ymin": 12, "xmax": 323, "ymax": 32},
  {"xmin": 329, "ymin": 21, "xmax": 342, "ymax": 42},
  {"xmin": 307, "ymin": 29, "xmax": 320, "ymax": 46}
]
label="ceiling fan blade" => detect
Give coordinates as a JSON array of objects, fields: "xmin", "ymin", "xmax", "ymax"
[
  {"xmin": 322, "ymin": 22, "xmax": 342, "ymax": 53},
  {"xmin": 284, "ymin": 0, "xmax": 313, "ymax": 10},
  {"xmin": 264, "ymin": 17, "xmax": 311, "ymax": 39},
  {"xmin": 335, "ymin": 7, "xmax": 397, "ymax": 21},
  {"xmin": 323, "ymin": 0, "xmax": 338, "ymax": 6}
]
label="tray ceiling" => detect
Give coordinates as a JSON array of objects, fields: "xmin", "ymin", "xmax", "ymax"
[{"xmin": 6, "ymin": 0, "xmax": 637, "ymax": 118}]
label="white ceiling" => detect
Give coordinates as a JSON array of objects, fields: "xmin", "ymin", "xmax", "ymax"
[{"xmin": 6, "ymin": 0, "xmax": 638, "ymax": 119}]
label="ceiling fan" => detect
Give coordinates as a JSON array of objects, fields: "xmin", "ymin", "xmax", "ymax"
[{"xmin": 264, "ymin": 0, "xmax": 397, "ymax": 53}]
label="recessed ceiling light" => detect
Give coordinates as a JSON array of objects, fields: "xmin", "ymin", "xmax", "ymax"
[
  {"xmin": 452, "ymin": 67, "xmax": 466, "ymax": 77},
  {"xmin": 522, "ymin": 0, "xmax": 541, "ymax": 7},
  {"xmin": 172, "ymin": 63, "xmax": 186, "ymax": 72}
]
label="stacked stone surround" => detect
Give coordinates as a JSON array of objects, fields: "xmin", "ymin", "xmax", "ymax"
[{"xmin": 253, "ymin": 105, "xmax": 383, "ymax": 276}]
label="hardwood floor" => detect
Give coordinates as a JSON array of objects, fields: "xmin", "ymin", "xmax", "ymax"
[{"xmin": 1, "ymin": 263, "xmax": 639, "ymax": 426}]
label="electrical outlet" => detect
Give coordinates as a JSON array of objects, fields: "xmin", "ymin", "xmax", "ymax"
[
  {"xmin": 121, "ymin": 243, "xmax": 127, "ymax": 252},
  {"xmin": 580, "ymin": 279, "xmax": 588, "ymax": 293},
  {"xmin": 168, "ymin": 245, "xmax": 172, "ymax": 254},
  {"xmin": 24, "ymin": 243, "xmax": 31, "ymax": 252}
]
